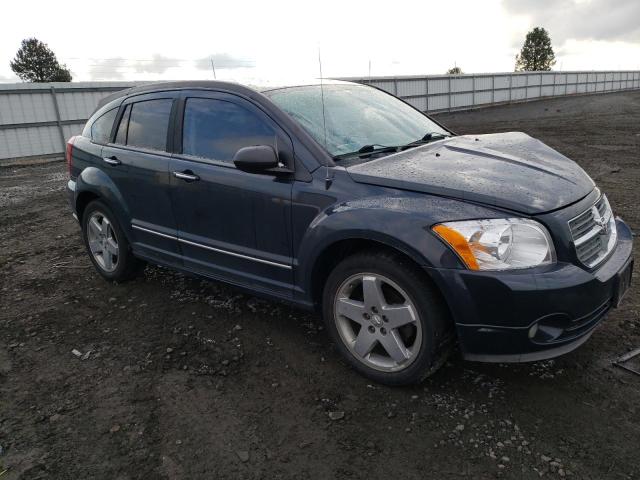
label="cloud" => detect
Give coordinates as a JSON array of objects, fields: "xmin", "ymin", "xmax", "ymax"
[
  {"xmin": 0, "ymin": 73, "xmax": 19, "ymax": 83},
  {"xmin": 132, "ymin": 54, "xmax": 180, "ymax": 74},
  {"xmin": 503, "ymin": 0, "xmax": 640, "ymax": 44},
  {"xmin": 89, "ymin": 57, "xmax": 127, "ymax": 80},
  {"xmin": 88, "ymin": 54, "xmax": 182, "ymax": 80},
  {"xmin": 194, "ymin": 53, "xmax": 255, "ymax": 70}
]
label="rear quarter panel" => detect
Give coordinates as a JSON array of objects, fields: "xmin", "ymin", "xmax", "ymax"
[{"xmin": 71, "ymin": 136, "xmax": 133, "ymax": 238}]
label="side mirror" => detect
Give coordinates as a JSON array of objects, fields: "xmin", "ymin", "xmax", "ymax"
[{"xmin": 233, "ymin": 145, "xmax": 279, "ymax": 173}]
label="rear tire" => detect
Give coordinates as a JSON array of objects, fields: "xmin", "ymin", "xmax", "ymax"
[
  {"xmin": 81, "ymin": 200, "xmax": 144, "ymax": 282},
  {"xmin": 322, "ymin": 250, "xmax": 453, "ymax": 385}
]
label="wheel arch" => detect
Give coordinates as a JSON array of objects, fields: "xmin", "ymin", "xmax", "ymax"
[
  {"xmin": 75, "ymin": 166, "xmax": 132, "ymax": 241},
  {"xmin": 308, "ymin": 236, "xmax": 450, "ymax": 314},
  {"xmin": 76, "ymin": 190, "xmax": 101, "ymax": 222}
]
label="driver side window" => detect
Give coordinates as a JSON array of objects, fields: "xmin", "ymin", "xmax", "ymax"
[{"xmin": 182, "ymin": 98, "xmax": 275, "ymax": 163}]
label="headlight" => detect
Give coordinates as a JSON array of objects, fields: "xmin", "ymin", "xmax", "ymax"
[{"xmin": 432, "ymin": 218, "xmax": 555, "ymax": 271}]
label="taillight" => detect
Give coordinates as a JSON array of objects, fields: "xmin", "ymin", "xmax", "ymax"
[{"xmin": 66, "ymin": 136, "xmax": 77, "ymax": 176}]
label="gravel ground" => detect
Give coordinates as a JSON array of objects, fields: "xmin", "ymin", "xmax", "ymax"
[{"xmin": 1, "ymin": 91, "xmax": 639, "ymax": 480}]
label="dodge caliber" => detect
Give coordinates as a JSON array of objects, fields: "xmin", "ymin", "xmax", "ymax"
[{"xmin": 66, "ymin": 80, "xmax": 634, "ymax": 385}]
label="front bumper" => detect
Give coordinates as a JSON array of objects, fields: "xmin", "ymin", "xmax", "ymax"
[{"xmin": 427, "ymin": 218, "xmax": 634, "ymax": 362}]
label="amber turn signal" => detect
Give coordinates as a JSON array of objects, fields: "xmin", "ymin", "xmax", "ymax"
[{"xmin": 432, "ymin": 224, "xmax": 480, "ymax": 270}]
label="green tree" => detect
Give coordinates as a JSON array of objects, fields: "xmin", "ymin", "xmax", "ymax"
[
  {"xmin": 10, "ymin": 38, "xmax": 72, "ymax": 82},
  {"xmin": 515, "ymin": 27, "xmax": 556, "ymax": 72},
  {"xmin": 447, "ymin": 66, "xmax": 463, "ymax": 75}
]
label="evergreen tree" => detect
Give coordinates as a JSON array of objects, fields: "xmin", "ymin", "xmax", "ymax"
[
  {"xmin": 515, "ymin": 27, "xmax": 556, "ymax": 72},
  {"xmin": 10, "ymin": 38, "xmax": 72, "ymax": 82}
]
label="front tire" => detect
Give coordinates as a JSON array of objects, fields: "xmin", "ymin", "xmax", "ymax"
[
  {"xmin": 81, "ymin": 200, "xmax": 143, "ymax": 282},
  {"xmin": 322, "ymin": 250, "xmax": 453, "ymax": 385}
]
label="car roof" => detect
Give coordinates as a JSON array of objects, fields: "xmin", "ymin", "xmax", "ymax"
[
  {"xmin": 250, "ymin": 78, "xmax": 357, "ymax": 92},
  {"xmin": 92, "ymin": 79, "xmax": 361, "ymax": 115}
]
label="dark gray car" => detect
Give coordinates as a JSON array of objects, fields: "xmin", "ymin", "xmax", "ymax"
[{"xmin": 65, "ymin": 80, "xmax": 634, "ymax": 385}]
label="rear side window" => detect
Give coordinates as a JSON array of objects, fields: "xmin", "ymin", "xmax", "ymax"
[
  {"xmin": 126, "ymin": 99, "xmax": 173, "ymax": 151},
  {"xmin": 114, "ymin": 104, "xmax": 131, "ymax": 145},
  {"xmin": 182, "ymin": 98, "xmax": 275, "ymax": 163},
  {"xmin": 90, "ymin": 108, "xmax": 118, "ymax": 144}
]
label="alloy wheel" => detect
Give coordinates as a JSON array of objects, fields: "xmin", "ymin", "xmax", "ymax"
[
  {"xmin": 333, "ymin": 273, "xmax": 423, "ymax": 372},
  {"xmin": 87, "ymin": 211, "xmax": 119, "ymax": 272}
]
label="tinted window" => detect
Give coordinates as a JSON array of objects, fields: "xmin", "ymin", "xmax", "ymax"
[
  {"xmin": 182, "ymin": 98, "xmax": 274, "ymax": 162},
  {"xmin": 90, "ymin": 108, "xmax": 118, "ymax": 144},
  {"xmin": 114, "ymin": 104, "xmax": 131, "ymax": 145},
  {"xmin": 126, "ymin": 99, "xmax": 173, "ymax": 151}
]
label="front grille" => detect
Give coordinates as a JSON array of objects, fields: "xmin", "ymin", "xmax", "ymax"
[{"xmin": 568, "ymin": 195, "xmax": 617, "ymax": 268}]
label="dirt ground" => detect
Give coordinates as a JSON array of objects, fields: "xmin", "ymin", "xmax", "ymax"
[{"xmin": 1, "ymin": 91, "xmax": 639, "ymax": 480}]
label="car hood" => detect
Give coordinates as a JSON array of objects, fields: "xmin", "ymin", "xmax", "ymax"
[{"xmin": 345, "ymin": 132, "xmax": 595, "ymax": 215}]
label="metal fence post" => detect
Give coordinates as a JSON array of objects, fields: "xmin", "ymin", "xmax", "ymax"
[
  {"xmin": 509, "ymin": 74, "xmax": 513, "ymax": 103},
  {"xmin": 50, "ymin": 86, "xmax": 66, "ymax": 153},
  {"xmin": 491, "ymin": 75, "xmax": 495, "ymax": 104},
  {"xmin": 425, "ymin": 76, "xmax": 429, "ymax": 113},
  {"xmin": 539, "ymin": 73, "xmax": 542, "ymax": 97},
  {"xmin": 448, "ymin": 75, "xmax": 452, "ymax": 111},
  {"xmin": 472, "ymin": 75, "xmax": 476, "ymax": 107}
]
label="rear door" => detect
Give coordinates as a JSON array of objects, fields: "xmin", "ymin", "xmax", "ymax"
[
  {"xmin": 101, "ymin": 92, "xmax": 181, "ymax": 266},
  {"xmin": 168, "ymin": 91, "xmax": 295, "ymax": 298}
]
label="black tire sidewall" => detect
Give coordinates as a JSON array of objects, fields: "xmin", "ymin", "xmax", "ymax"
[
  {"xmin": 322, "ymin": 252, "xmax": 449, "ymax": 386},
  {"xmin": 81, "ymin": 200, "xmax": 133, "ymax": 282}
]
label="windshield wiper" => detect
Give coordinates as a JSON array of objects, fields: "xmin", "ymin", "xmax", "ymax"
[
  {"xmin": 403, "ymin": 131, "xmax": 452, "ymax": 148},
  {"xmin": 333, "ymin": 133, "xmax": 452, "ymax": 161},
  {"xmin": 334, "ymin": 144, "xmax": 400, "ymax": 160}
]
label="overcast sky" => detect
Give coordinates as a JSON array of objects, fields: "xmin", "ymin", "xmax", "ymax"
[{"xmin": 1, "ymin": 0, "xmax": 639, "ymax": 83}]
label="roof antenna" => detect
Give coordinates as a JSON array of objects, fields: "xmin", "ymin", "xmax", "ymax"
[
  {"xmin": 210, "ymin": 57, "xmax": 217, "ymax": 79},
  {"xmin": 318, "ymin": 46, "xmax": 332, "ymax": 189}
]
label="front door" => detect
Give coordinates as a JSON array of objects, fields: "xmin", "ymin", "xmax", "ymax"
[{"xmin": 169, "ymin": 92, "xmax": 295, "ymax": 298}]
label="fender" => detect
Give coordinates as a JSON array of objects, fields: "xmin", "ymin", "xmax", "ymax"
[
  {"xmin": 75, "ymin": 166, "xmax": 132, "ymax": 240},
  {"xmin": 294, "ymin": 192, "xmax": 507, "ymax": 300}
]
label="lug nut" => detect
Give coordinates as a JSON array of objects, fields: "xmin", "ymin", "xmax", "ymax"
[
  {"xmin": 382, "ymin": 315, "xmax": 388, "ymax": 322},
  {"xmin": 371, "ymin": 306, "xmax": 378, "ymax": 313},
  {"xmin": 368, "ymin": 326, "xmax": 375, "ymax": 333},
  {"xmin": 363, "ymin": 313, "xmax": 371, "ymax": 320},
  {"xmin": 380, "ymin": 327, "xmax": 387, "ymax": 335}
]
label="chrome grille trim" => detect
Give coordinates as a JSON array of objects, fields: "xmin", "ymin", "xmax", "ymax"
[{"xmin": 568, "ymin": 195, "xmax": 617, "ymax": 269}]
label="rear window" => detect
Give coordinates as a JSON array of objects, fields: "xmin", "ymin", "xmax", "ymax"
[
  {"xmin": 182, "ymin": 98, "xmax": 275, "ymax": 163},
  {"xmin": 90, "ymin": 108, "xmax": 118, "ymax": 144},
  {"xmin": 126, "ymin": 99, "xmax": 173, "ymax": 151}
]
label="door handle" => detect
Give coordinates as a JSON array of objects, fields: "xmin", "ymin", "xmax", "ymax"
[
  {"xmin": 173, "ymin": 171, "xmax": 200, "ymax": 182},
  {"xmin": 103, "ymin": 156, "xmax": 121, "ymax": 166}
]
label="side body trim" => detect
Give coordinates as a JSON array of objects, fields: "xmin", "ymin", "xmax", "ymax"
[{"xmin": 131, "ymin": 224, "xmax": 292, "ymax": 270}]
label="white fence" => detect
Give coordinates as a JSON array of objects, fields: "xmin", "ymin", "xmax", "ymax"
[
  {"xmin": 1, "ymin": 71, "xmax": 639, "ymax": 164},
  {"xmin": 0, "ymin": 82, "xmax": 137, "ymax": 163},
  {"xmin": 345, "ymin": 70, "xmax": 640, "ymax": 113}
]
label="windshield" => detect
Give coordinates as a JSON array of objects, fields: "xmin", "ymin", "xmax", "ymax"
[{"xmin": 265, "ymin": 84, "xmax": 449, "ymax": 157}]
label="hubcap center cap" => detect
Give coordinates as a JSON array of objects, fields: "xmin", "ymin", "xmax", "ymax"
[{"xmin": 371, "ymin": 314, "xmax": 383, "ymax": 327}]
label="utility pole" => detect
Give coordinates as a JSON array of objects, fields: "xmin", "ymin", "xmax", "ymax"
[{"xmin": 210, "ymin": 58, "xmax": 217, "ymax": 79}]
